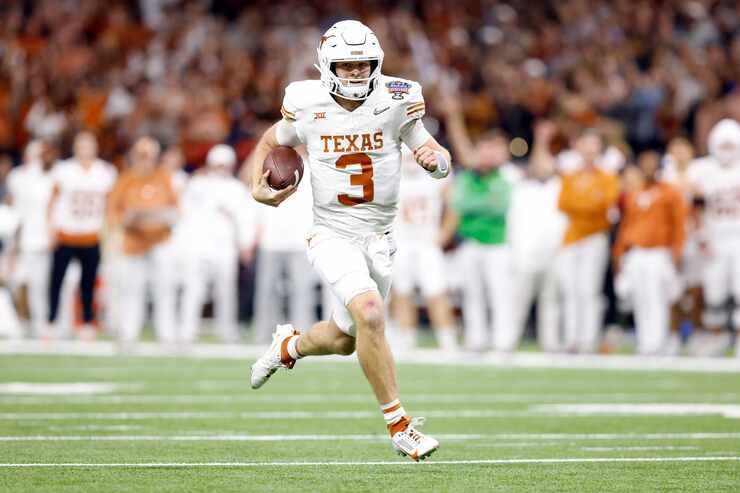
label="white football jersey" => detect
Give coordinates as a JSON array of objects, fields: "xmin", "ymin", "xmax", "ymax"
[
  {"xmin": 6, "ymin": 163, "xmax": 54, "ymax": 251},
  {"xmin": 395, "ymin": 145, "xmax": 446, "ymax": 245},
  {"xmin": 50, "ymin": 158, "xmax": 117, "ymax": 236},
  {"xmin": 687, "ymin": 157, "xmax": 740, "ymax": 238},
  {"xmin": 281, "ymin": 75, "xmax": 430, "ymax": 238}
]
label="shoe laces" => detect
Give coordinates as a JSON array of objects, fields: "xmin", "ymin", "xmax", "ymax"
[{"xmin": 405, "ymin": 417, "xmax": 427, "ymax": 443}]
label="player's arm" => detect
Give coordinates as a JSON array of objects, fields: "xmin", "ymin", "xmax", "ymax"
[
  {"xmin": 247, "ymin": 122, "xmax": 299, "ymax": 207},
  {"xmin": 412, "ymin": 136, "xmax": 451, "ymax": 179}
]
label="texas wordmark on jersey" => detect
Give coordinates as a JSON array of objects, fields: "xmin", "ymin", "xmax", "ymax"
[{"xmin": 281, "ymin": 75, "xmax": 428, "ymax": 238}]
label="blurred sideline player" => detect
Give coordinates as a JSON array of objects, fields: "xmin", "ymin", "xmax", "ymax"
[
  {"xmin": 46, "ymin": 132, "xmax": 117, "ymax": 339},
  {"xmin": 6, "ymin": 142, "xmax": 60, "ymax": 336},
  {"xmin": 391, "ymin": 145, "xmax": 458, "ymax": 353},
  {"xmin": 107, "ymin": 137, "xmax": 178, "ymax": 345},
  {"xmin": 687, "ymin": 119, "xmax": 740, "ymax": 356},
  {"xmin": 556, "ymin": 131, "xmax": 620, "ymax": 353},
  {"xmin": 440, "ymin": 90, "xmax": 522, "ymax": 352},
  {"xmin": 249, "ymin": 20, "xmax": 450, "ymax": 460},
  {"xmin": 179, "ymin": 144, "xmax": 255, "ymax": 344},
  {"xmin": 613, "ymin": 151, "xmax": 686, "ymax": 355},
  {"xmin": 507, "ymin": 121, "xmax": 566, "ymax": 351},
  {"xmin": 252, "ymin": 154, "xmax": 316, "ymax": 344},
  {"xmin": 661, "ymin": 138, "xmax": 704, "ymax": 346},
  {"xmin": 0, "ymin": 201, "xmax": 21, "ymax": 338}
]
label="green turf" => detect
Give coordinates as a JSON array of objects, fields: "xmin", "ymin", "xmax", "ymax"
[{"xmin": 0, "ymin": 354, "xmax": 738, "ymax": 492}]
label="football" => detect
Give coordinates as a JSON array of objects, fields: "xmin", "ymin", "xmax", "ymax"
[{"xmin": 263, "ymin": 146, "xmax": 304, "ymax": 190}]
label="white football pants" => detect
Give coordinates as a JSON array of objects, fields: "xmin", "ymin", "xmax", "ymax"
[
  {"xmin": 459, "ymin": 241, "xmax": 516, "ymax": 351},
  {"xmin": 13, "ymin": 251, "xmax": 77, "ymax": 336},
  {"xmin": 615, "ymin": 247, "xmax": 680, "ymax": 355},
  {"xmin": 180, "ymin": 248, "xmax": 239, "ymax": 343},
  {"xmin": 116, "ymin": 242, "xmax": 177, "ymax": 343},
  {"xmin": 556, "ymin": 233, "xmax": 609, "ymax": 353},
  {"xmin": 254, "ymin": 249, "xmax": 317, "ymax": 343},
  {"xmin": 702, "ymin": 237, "xmax": 740, "ymax": 329},
  {"xmin": 512, "ymin": 264, "xmax": 561, "ymax": 352}
]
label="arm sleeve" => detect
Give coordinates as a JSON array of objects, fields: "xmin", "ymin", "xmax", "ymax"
[
  {"xmin": 275, "ymin": 119, "xmax": 301, "ymax": 147},
  {"xmin": 398, "ymin": 82, "xmax": 429, "ymax": 150},
  {"xmin": 399, "ymin": 119, "xmax": 432, "ymax": 151}
]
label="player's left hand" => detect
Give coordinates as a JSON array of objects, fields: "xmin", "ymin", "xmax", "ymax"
[{"xmin": 414, "ymin": 146, "xmax": 438, "ymax": 172}]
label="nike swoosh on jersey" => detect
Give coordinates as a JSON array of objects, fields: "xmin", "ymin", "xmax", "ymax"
[{"xmin": 373, "ymin": 106, "xmax": 390, "ymax": 115}]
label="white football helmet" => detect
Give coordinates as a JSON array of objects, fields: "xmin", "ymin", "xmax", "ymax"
[
  {"xmin": 708, "ymin": 118, "xmax": 740, "ymax": 167},
  {"xmin": 315, "ymin": 20, "xmax": 384, "ymax": 101}
]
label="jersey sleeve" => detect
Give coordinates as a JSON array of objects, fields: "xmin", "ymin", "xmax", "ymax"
[
  {"xmin": 398, "ymin": 82, "xmax": 431, "ymax": 150},
  {"xmin": 277, "ymin": 83, "xmax": 303, "ymax": 146}
]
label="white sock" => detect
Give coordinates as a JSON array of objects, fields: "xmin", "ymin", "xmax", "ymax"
[
  {"xmin": 380, "ymin": 399, "xmax": 406, "ymax": 426},
  {"xmin": 287, "ymin": 335, "xmax": 303, "ymax": 360},
  {"xmin": 437, "ymin": 327, "xmax": 459, "ymax": 351}
]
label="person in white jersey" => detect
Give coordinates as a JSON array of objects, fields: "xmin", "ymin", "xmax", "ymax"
[
  {"xmin": 391, "ymin": 144, "xmax": 458, "ymax": 352},
  {"xmin": 179, "ymin": 144, "xmax": 255, "ymax": 344},
  {"xmin": 687, "ymin": 118, "xmax": 740, "ymax": 355},
  {"xmin": 507, "ymin": 122, "xmax": 567, "ymax": 352},
  {"xmin": 46, "ymin": 132, "xmax": 117, "ymax": 338},
  {"xmin": 249, "ymin": 20, "xmax": 451, "ymax": 461},
  {"xmin": 252, "ymin": 155, "xmax": 317, "ymax": 344}
]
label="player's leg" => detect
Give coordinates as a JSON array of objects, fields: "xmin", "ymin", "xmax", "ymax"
[
  {"xmin": 47, "ymin": 245, "xmax": 74, "ymax": 335},
  {"xmin": 295, "ymin": 317, "xmax": 356, "ymax": 356},
  {"xmin": 537, "ymin": 265, "xmax": 562, "ymax": 352},
  {"xmin": 213, "ymin": 252, "xmax": 239, "ymax": 343},
  {"xmin": 512, "ymin": 266, "xmax": 537, "ymax": 345},
  {"xmin": 252, "ymin": 249, "xmax": 283, "ymax": 344},
  {"xmin": 459, "ymin": 242, "xmax": 487, "ymax": 350},
  {"xmin": 348, "ymin": 290, "xmax": 397, "ymax": 404},
  {"xmin": 630, "ymin": 249, "xmax": 666, "ymax": 354},
  {"xmin": 729, "ymin": 242, "xmax": 740, "ymax": 336},
  {"xmin": 180, "ymin": 256, "xmax": 208, "ymax": 343},
  {"xmin": 151, "ymin": 244, "xmax": 178, "ymax": 344},
  {"xmin": 556, "ymin": 243, "xmax": 579, "ymax": 351},
  {"xmin": 117, "ymin": 254, "xmax": 147, "ymax": 344},
  {"xmin": 419, "ymin": 246, "xmax": 458, "ymax": 351},
  {"xmin": 287, "ymin": 250, "xmax": 317, "ymax": 333},
  {"xmin": 576, "ymin": 233, "xmax": 608, "ymax": 353},
  {"xmin": 27, "ymin": 251, "xmax": 50, "ymax": 336},
  {"xmin": 390, "ymin": 246, "xmax": 417, "ymax": 351},
  {"xmin": 488, "ymin": 245, "xmax": 518, "ymax": 352},
  {"xmin": 78, "ymin": 244, "xmax": 101, "ymax": 327},
  {"xmin": 701, "ymin": 247, "xmax": 730, "ymax": 331}
]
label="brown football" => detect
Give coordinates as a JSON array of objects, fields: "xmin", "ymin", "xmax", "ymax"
[{"xmin": 263, "ymin": 146, "xmax": 304, "ymax": 190}]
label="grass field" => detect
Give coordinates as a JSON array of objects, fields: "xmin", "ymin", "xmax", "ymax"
[{"xmin": 0, "ymin": 352, "xmax": 738, "ymax": 492}]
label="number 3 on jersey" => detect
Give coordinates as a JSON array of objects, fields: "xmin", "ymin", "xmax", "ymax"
[{"xmin": 336, "ymin": 152, "xmax": 374, "ymax": 206}]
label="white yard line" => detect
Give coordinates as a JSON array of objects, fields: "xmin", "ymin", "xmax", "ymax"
[
  {"xmin": 0, "ymin": 432, "xmax": 738, "ymax": 442},
  {"xmin": 0, "ymin": 410, "xmax": 541, "ymax": 420},
  {"xmin": 0, "ymin": 383, "xmax": 120, "ymax": 395},
  {"xmin": 4, "ymin": 405, "xmax": 740, "ymax": 421},
  {"xmin": 535, "ymin": 404, "xmax": 740, "ymax": 419},
  {"xmin": 2, "ymin": 340, "xmax": 739, "ymax": 373},
  {"xmin": 580, "ymin": 446, "xmax": 701, "ymax": 452},
  {"xmin": 0, "ymin": 457, "xmax": 738, "ymax": 467},
  {"xmin": 2, "ymin": 393, "xmax": 737, "ymax": 405}
]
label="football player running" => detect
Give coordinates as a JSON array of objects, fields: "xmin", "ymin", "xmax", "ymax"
[{"xmin": 249, "ymin": 20, "xmax": 451, "ymax": 461}]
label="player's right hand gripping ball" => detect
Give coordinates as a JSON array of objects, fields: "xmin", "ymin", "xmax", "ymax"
[{"xmin": 264, "ymin": 146, "xmax": 304, "ymax": 190}]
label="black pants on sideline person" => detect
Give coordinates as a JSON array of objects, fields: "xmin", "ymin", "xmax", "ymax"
[{"xmin": 48, "ymin": 244, "xmax": 101, "ymax": 324}]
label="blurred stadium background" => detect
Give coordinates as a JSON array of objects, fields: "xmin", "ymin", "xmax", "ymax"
[{"xmin": 0, "ymin": 1, "xmax": 740, "ymax": 490}]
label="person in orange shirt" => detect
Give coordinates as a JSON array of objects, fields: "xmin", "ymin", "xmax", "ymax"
[
  {"xmin": 557, "ymin": 130, "xmax": 620, "ymax": 353},
  {"xmin": 107, "ymin": 136, "xmax": 178, "ymax": 346},
  {"xmin": 613, "ymin": 151, "xmax": 686, "ymax": 354}
]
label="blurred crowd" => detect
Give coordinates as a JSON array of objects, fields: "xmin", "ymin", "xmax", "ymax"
[{"xmin": 0, "ymin": 0, "xmax": 739, "ymax": 356}]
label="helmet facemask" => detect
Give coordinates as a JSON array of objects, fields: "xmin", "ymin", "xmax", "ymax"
[{"xmin": 315, "ymin": 20, "xmax": 384, "ymax": 101}]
